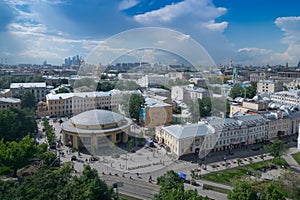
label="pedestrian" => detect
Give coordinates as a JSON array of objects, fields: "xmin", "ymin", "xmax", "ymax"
[{"xmin": 136, "ymin": 172, "xmax": 139, "ymax": 177}]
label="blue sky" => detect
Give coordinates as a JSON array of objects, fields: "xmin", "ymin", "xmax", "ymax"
[{"xmin": 0, "ymin": 0, "xmax": 300, "ymax": 66}]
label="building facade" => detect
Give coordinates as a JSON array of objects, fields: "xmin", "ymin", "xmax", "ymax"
[
  {"xmin": 10, "ymin": 82, "xmax": 48, "ymax": 102},
  {"xmin": 171, "ymin": 85, "xmax": 210, "ymax": 102},
  {"xmin": 61, "ymin": 109, "xmax": 131, "ymax": 153},
  {"xmin": 155, "ymin": 123, "xmax": 215, "ymax": 157},
  {"xmin": 270, "ymin": 90, "xmax": 300, "ymax": 107},
  {"xmin": 257, "ymin": 80, "xmax": 283, "ymax": 93},
  {"xmin": 0, "ymin": 97, "xmax": 21, "ymax": 110},
  {"xmin": 140, "ymin": 97, "xmax": 173, "ymax": 128}
]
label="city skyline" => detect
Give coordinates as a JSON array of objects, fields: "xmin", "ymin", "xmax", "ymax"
[{"xmin": 0, "ymin": 0, "xmax": 299, "ymax": 66}]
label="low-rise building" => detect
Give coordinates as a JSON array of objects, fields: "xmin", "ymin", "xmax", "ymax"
[
  {"xmin": 155, "ymin": 123, "xmax": 215, "ymax": 157},
  {"xmin": 287, "ymin": 78, "xmax": 300, "ymax": 90},
  {"xmin": 271, "ymin": 90, "xmax": 300, "ymax": 107},
  {"xmin": 0, "ymin": 97, "xmax": 21, "ymax": 110},
  {"xmin": 257, "ymin": 80, "xmax": 283, "ymax": 93},
  {"xmin": 10, "ymin": 82, "xmax": 48, "ymax": 102},
  {"xmin": 171, "ymin": 85, "xmax": 210, "ymax": 102},
  {"xmin": 261, "ymin": 110, "xmax": 290, "ymax": 139},
  {"xmin": 206, "ymin": 114, "xmax": 268, "ymax": 151},
  {"xmin": 45, "ymin": 90, "xmax": 140, "ymax": 117},
  {"xmin": 230, "ymin": 100, "xmax": 268, "ymax": 117},
  {"xmin": 140, "ymin": 97, "xmax": 173, "ymax": 128}
]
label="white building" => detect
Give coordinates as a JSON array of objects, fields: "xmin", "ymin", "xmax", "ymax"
[
  {"xmin": 171, "ymin": 85, "xmax": 210, "ymax": 102},
  {"xmin": 257, "ymin": 80, "xmax": 283, "ymax": 93},
  {"xmin": 10, "ymin": 82, "xmax": 48, "ymax": 102},
  {"xmin": 287, "ymin": 78, "xmax": 300, "ymax": 90},
  {"xmin": 45, "ymin": 90, "xmax": 140, "ymax": 117},
  {"xmin": 270, "ymin": 90, "xmax": 300, "ymax": 107},
  {"xmin": 205, "ymin": 114, "xmax": 268, "ymax": 151},
  {"xmin": 155, "ymin": 123, "xmax": 215, "ymax": 157}
]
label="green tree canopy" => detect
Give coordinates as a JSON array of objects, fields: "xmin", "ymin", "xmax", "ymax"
[
  {"xmin": 154, "ymin": 170, "xmax": 208, "ymax": 200},
  {"xmin": 21, "ymin": 90, "xmax": 36, "ymax": 109},
  {"xmin": 228, "ymin": 180, "xmax": 258, "ymax": 200},
  {"xmin": 129, "ymin": 94, "xmax": 145, "ymax": 123},
  {"xmin": 229, "ymin": 84, "xmax": 245, "ymax": 99},
  {"xmin": 264, "ymin": 138, "xmax": 288, "ymax": 158},
  {"xmin": 246, "ymin": 82, "xmax": 257, "ymax": 99},
  {"xmin": 96, "ymin": 81, "xmax": 115, "ymax": 92},
  {"xmin": 0, "ymin": 164, "xmax": 115, "ymax": 200},
  {"xmin": 260, "ymin": 182, "xmax": 285, "ymax": 200},
  {"xmin": 115, "ymin": 80, "xmax": 140, "ymax": 90},
  {"xmin": 198, "ymin": 97, "xmax": 212, "ymax": 118},
  {"xmin": 0, "ymin": 135, "xmax": 38, "ymax": 177},
  {"xmin": 55, "ymin": 87, "xmax": 70, "ymax": 94},
  {"xmin": 0, "ymin": 108, "xmax": 37, "ymax": 141}
]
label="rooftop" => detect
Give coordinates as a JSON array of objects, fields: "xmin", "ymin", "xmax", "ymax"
[
  {"xmin": 10, "ymin": 82, "xmax": 46, "ymax": 89},
  {"xmin": 162, "ymin": 123, "xmax": 215, "ymax": 140},
  {"xmin": 0, "ymin": 97, "xmax": 21, "ymax": 104},
  {"xmin": 70, "ymin": 109, "xmax": 126, "ymax": 126}
]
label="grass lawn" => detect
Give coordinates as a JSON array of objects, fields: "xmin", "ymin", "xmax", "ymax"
[
  {"xmin": 291, "ymin": 152, "xmax": 300, "ymax": 165},
  {"xmin": 202, "ymin": 184, "xmax": 231, "ymax": 194},
  {"xmin": 201, "ymin": 158, "xmax": 287, "ymax": 186}
]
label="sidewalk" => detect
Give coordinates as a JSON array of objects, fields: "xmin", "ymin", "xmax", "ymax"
[{"xmin": 283, "ymin": 147, "xmax": 300, "ymax": 173}]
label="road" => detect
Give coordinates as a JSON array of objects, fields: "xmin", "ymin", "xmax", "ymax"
[{"xmin": 100, "ymin": 175, "xmax": 160, "ymax": 200}]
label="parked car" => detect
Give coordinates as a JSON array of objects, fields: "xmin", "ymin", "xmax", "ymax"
[{"xmin": 252, "ymin": 147, "xmax": 260, "ymax": 151}]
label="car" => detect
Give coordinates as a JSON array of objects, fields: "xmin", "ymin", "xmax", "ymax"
[
  {"xmin": 252, "ymin": 147, "xmax": 260, "ymax": 151},
  {"xmin": 90, "ymin": 156, "xmax": 99, "ymax": 161}
]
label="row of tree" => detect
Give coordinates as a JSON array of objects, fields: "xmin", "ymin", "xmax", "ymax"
[
  {"xmin": 0, "ymin": 164, "xmax": 116, "ymax": 200},
  {"xmin": 42, "ymin": 118, "xmax": 55, "ymax": 145}
]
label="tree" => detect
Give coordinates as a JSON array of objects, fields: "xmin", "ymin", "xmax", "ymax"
[
  {"xmin": 156, "ymin": 170, "xmax": 184, "ymax": 193},
  {"xmin": 246, "ymin": 82, "xmax": 257, "ymax": 99},
  {"xmin": 21, "ymin": 90, "xmax": 36, "ymax": 109},
  {"xmin": 229, "ymin": 84, "xmax": 244, "ymax": 99},
  {"xmin": 60, "ymin": 165, "xmax": 115, "ymax": 200},
  {"xmin": 260, "ymin": 182, "xmax": 285, "ymax": 200},
  {"xmin": 96, "ymin": 81, "xmax": 115, "ymax": 92},
  {"xmin": 115, "ymin": 80, "xmax": 140, "ymax": 90},
  {"xmin": 154, "ymin": 170, "xmax": 208, "ymax": 200},
  {"xmin": 228, "ymin": 180, "xmax": 258, "ymax": 200},
  {"xmin": 264, "ymin": 139, "xmax": 288, "ymax": 159},
  {"xmin": 0, "ymin": 108, "xmax": 37, "ymax": 142},
  {"xmin": 129, "ymin": 94, "xmax": 145, "ymax": 123},
  {"xmin": 187, "ymin": 100, "xmax": 200, "ymax": 123},
  {"xmin": 55, "ymin": 87, "xmax": 70, "ymax": 94},
  {"xmin": 0, "ymin": 164, "xmax": 115, "ymax": 200},
  {"xmin": 0, "ymin": 135, "xmax": 38, "ymax": 177},
  {"xmin": 198, "ymin": 97, "xmax": 212, "ymax": 118}
]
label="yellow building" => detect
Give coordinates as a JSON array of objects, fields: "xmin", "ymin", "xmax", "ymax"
[
  {"xmin": 61, "ymin": 109, "xmax": 131, "ymax": 153},
  {"xmin": 141, "ymin": 97, "xmax": 173, "ymax": 128},
  {"xmin": 155, "ymin": 123, "xmax": 215, "ymax": 158}
]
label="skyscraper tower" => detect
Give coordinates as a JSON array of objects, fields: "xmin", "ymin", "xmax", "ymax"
[{"xmin": 231, "ymin": 60, "xmax": 238, "ymax": 84}]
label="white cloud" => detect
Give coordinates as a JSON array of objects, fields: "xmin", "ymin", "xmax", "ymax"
[
  {"xmin": 118, "ymin": 0, "xmax": 139, "ymax": 10},
  {"xmin": 234, "ymin": 16, "xmax": 300, "ymax": 66},
  {"xmin": 201, "ymin": 20, "xmax": 228, "ymax": 32},
  {"xmin": 134, "ymin": 0, "xmax": 227, "ymax": 30}
]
